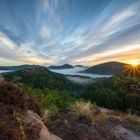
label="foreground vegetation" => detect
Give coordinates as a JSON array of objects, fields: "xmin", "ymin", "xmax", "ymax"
[
  {"xmin": 23, "ymin": 86, "xmax": 76, "ymax": 119},
  {"xmin": 0, "ymin": 76, "xmax": 140, "ymax": 140},
  {"xmin": 2, "ymin": 69, "xmax": 140, "ymax": 116}
]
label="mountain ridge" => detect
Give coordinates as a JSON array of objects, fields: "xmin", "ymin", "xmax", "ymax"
[
  {"xmin": 0, "ymin": 64, "xmax": 47, "ymax": 71},
  {"xmin": 82, "ymin": 61, "xmax": 129, "ymax": 75},
  {"xmin": 48, "ymin": 64, "xmax": 73, "ymax": 69}
]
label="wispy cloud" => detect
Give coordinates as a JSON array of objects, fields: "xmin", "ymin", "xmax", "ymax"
[
  {"xmin": 0, "ymin": 0, "xmax": 140, "ymax": 66},
  {"xmin": 41, "ymin": 0, "xmax": 65, "ymax": 24},
  {"xmin": 0, "ymin": 31, "xmax": 54, "ymax": 64},
  {"xmin": 40, "ymin": 25, "xmax": 51, "ymax": 39},
  {"xmin": 43, "ymin": 1, "xmax": 140, "ymax": 65}
]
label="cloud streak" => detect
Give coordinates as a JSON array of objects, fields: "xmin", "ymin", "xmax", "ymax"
[
  {"xmin": 0, "ymin": 31, "xmax": 54, "ymax": 64},
  {"xmin": 0, "ymin": 0, "xmax": 140, "ymax": 66}
]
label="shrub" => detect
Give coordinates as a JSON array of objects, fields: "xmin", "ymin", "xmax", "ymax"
[
  {"xmin": 71, "ymin": 101, "xmax": 95, "ymax": 122},
  {"xmin": 23, "ymin": 86, "xmax": 75, "ymax": 119},
  {"xmin": 41, "ymin": 91, "xmax": 75, "ymax": 119}
]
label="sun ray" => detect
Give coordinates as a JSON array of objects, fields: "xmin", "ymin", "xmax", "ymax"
[{"xmin": 123, "ymin": 60, "xmax": 140, "ymax": 77}]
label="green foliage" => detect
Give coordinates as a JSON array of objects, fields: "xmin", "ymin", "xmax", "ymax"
[
  {"xmin": 46, "ymin": 105, "xmax": 60, "ymax": 119},
  {"xmin": 79, "ymin": 76, "xmax": 140, "ymax": 115},
  {"xmin": 23, "ymin": 85, "xmax": 75, "ymax": 118},
  {"xmin": 4, "ymin": 70, "xmax": 73, "ymax": 89},
  {"xmin": 3, "ymin": 70, "xmax": 140, "ymax": 115},
  {"xmin": 3, "ymin": 70, "xmax": 83, "ymax": 94},
  {"xmin": 43, "ymin": 91, "xmax": 75, "ymax": 109}
]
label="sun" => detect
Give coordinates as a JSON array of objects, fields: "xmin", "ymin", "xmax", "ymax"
[
  {"xmin": 123, "ymin": 59, "xmax": 140, "ymax": 77},
  {"xmin": 127, "ymin": 60, "xmax": 139, "ymax": 67}
]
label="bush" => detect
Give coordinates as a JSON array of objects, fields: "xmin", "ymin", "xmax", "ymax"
[
  {"xmin": 23, "ymin": 86, "xmax": 75, "ymax": 119},
  {"xmin": 71, "ymin": 101, "xmax": 95, "ymax": 122}
]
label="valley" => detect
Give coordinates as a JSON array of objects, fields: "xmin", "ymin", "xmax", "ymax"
[
  {"xmin": 49, "ymin": 66, "xmax": 112, "ymax": 79},
  {"xmin": 0, "ymin": 62, "xmax": 140, "ymax": 140},
  {"xmin": 0, "ymin": 0, "xmax": 140, "ymax": 139}
]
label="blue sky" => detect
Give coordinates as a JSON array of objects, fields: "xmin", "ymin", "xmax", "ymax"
[{"xmin": 0, "ymin": 0, "xmax": 140, "ymax": 66}]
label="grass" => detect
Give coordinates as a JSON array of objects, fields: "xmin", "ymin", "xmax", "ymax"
[
  {"xmin": 122, "ymin": 114, "xmax": 140, "ymax": 129},
  {"xmin": 71, "ymin": 100, "xmax": 111, "ymax": 125},
  {"xmin": 71, "ymin": 101, "xmax": 93, "ymax": 121}
]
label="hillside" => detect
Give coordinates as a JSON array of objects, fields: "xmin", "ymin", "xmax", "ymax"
[
  {"xmin": 1, "ymin": 69, "xmax": 140, "ymax": 140},
  {"xmin": 0, "ymin": 80, "xmax": 140, "ymax": 140},
  {"xmin": 2, "ymin": 69, "xmax": 80, "ymax": 90},
  {"xmin": 48, "ymin": 64, "xmax": 73, "ymax": 69},
  {"xmin": 83, "ymin": 61, "xmax": 129, "ymax": 75},
  {"xmin": 0, "ymin": 65, "xmax": 47, "ymax": 71},
  {"xmin": 2, "ymin": 68, "xmax": 140, "ymax": 114}
]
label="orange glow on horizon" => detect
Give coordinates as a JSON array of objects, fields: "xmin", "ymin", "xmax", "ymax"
[{"xmin": 126, "ymin": 59, "xmax": 140, "ymax": 67}]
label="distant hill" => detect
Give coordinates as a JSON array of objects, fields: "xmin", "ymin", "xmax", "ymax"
[
  {"xmin": 83, "ymin": 61, "xmax": 129, "ymax": 75},
  {"xmin": 2, "ymin": 69, "xmax": 79, "ymax": 90},
  {"xmin": 0, "ymin": 65, "xmax": 47, "ymax": 71},
  {"xmin": 74, "ymin": 65, "xmax": 84, "ymax": 67},
  {"xmin": 48, "ymin": 64, "xmax": 73, "ymax": 69}
]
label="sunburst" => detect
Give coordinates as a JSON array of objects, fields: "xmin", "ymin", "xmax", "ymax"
[{"xmin": 123, "ymin": 60, "xmax": 140, "ymax": 77}]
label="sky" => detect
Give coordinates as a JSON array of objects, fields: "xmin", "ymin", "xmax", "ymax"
[{"xmin": 0, "ymin": 0, "xmax": 140, "ymax": 66}]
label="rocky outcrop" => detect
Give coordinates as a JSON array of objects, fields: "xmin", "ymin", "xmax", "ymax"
[
  {"xmin": 48, "ymin": 110, "xmax": 140, "ymax": 140},
  {"xmin": 23, "ymin": 110, "xmax": 62, "ymax": 140},
  {"xmin": 0, "ymin": 81, "xmax": 62, "ymax": 140}
]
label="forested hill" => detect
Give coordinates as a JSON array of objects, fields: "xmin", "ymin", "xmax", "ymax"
[
  {"xmin": 0, "ymin": 65, "xmax": 47, "ymax": 71},
  {"xmin": 2, "ymin": 68, "xmax": 140, "ymax": 115},
  {"xmin": 48, "ymin": 64, "xmax": 73, "ymax": 69},
  {"xmin": 2, "ymin": 69, "xmax": 81, "ymax": 91},
  {"xmin": 83, "ymin": 61, "xmax": 129, "ymax": 75}
]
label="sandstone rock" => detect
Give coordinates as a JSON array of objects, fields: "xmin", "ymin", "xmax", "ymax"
[
  {"xmin": 0, "ymin": 81, "xmax": 62, "ymax": 140},
  {"xmin": 23, "ymin": 110, "xmax": 62, "ymax": 140}
]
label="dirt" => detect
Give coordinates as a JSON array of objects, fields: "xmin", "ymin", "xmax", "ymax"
[{"xmin": 47, "ymin": 111, "xmax": 140, "ymax": 140}]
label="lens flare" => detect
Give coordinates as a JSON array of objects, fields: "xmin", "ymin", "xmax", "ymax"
[{"xmin": 123, "ymin": 60, "xmax": 140, "ymax": 77}]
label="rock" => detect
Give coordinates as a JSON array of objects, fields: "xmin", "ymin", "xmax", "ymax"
[
  {"xmin": 0, "ymin": 81, "xmax": 62, "ymax": 140},
  {"xmin": 110, "ymin": 125, "xmax": 140, "ymax": 140},
  {"xmin": 23, "ymin": 110, "xmax": 62, "ymax": 140}
]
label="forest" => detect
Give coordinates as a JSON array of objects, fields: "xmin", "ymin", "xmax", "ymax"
[{"xmin": 2, "ymin": 69, "xmax": 140, "ymax": 116}]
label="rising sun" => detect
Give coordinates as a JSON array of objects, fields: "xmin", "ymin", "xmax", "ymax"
[
  {"xmin": 127, "ymin": 60, "xmax": 139, "ymax": 67},
  {"xmin": 123, "ymin": 59, "xmax": 140, "ymax": 77}
]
